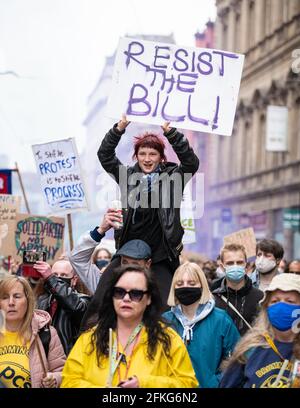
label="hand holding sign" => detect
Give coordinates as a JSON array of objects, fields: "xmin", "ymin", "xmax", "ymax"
[
  {"xmin": 161, "ymin": 121, "xmax": 172, "ymax": 133},
  {"xmin": 117, "ymin": 114, "xmax": 131, "ymax": 132}
]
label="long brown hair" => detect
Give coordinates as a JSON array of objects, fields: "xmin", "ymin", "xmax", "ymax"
[
  {"xmin": 0, "ymin": 275, "xmax": 35, "ymax": 344},
  {"xmin": 224, "ymin": 291, "xmax": 300, "ymax": 368}
]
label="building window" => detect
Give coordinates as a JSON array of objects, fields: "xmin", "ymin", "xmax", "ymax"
[
  {"xmin": 257, "ymin": 114, "xmax": 266, "ymax": 170},
  {"xmin": 248, "ymin": 0, "xmax": 255, "ymax": 49},
  {"xmin": 222, "ymin": 23, "xmax": 228, "ymax": 50},
  {"xmin": 265, "ymin": 0, "xmax": 272, "ymax": 37},
  {"xmin": 296, "ymin": 98, "xmax": 300, "ymax": 160},
  {"xmin": 235, "ymin": 13, "xmax": 241, "ymax": 52},
  {"xmin": 283, "ymin": 0, "xmax": 289, "ymax": 22}
]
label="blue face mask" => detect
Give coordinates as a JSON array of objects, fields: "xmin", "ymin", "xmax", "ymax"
[
  {"xmin": 225, "ymin": 265, "xmax": 246, "ymax": 283},
  {"xmin": 267, "ymin": 302, "xmax": 300, "ymax": 331}
]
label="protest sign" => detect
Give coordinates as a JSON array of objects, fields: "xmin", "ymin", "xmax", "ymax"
[
  {"xmin": 181, "ymin": 181, "xmax": 197, "ymax": 244},
  {"xmin": 0, "ymin": 194, "xmax": 21, "ymax": 221},
  {"xmin": 32, "ymin": 138, "xmax": 88, "ymax": 214},
  {"xmin": 1, "ymin": 214, "xmax": 65, "ymax": 264},
  {"xmin": 0, "ymin": 220, "xmax": 13, "ymax": 257},
  {"xmin": 181, "ymin": 217, "xmax": 196, "ymax": 245},
  {"xmin": 0, "ymin": 195, "xmax": 21, "ymax": 257},
  {"xmin": 106, "ymin": 37, "xmax": 244, "ymax": 136},
  {"xmin": 223, "ymin": 227, "xmax": 256, "ymax": 259}
]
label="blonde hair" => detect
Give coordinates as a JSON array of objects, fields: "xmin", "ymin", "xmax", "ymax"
[
  {"xmin": 224, "ymin": 291, "xmax": 300, "ymax": 368},
  {"xmin": 0, "ymin": 276, "xmax": 35, "ymax": 344},
  {"xmin": 167, "ymin": 261, "xmax": 212, "ymax": 306}
]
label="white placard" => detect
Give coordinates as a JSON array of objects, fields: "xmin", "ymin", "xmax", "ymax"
[
  {"xmin": 106, "ymin": 37, "xmax": 245, "ymax": 136},
  {"xmin": 181, "ymin": 182, "xmax": 196, "ymax": 245},
  {"xmin": 266, "ymin": 105, "xmax": 288, "ymax": 151},
  {"xmin": 32, "ymin": 138, "xmax": 88, "ymax": 214}
]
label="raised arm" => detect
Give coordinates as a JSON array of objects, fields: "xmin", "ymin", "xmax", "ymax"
[
  {"xmin": 162, "ymin": 122, "xmax": 200, "ymax": 176},
  {"xmin": 97, "ymin": 115, "xmax": 131, "ymax": 183},
  {"xmin": 68, "ymin": 209, "xmax": 122, "ymax": 293}
]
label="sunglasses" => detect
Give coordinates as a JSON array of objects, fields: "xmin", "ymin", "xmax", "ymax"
[{"xmin": 113, "ymin": 287, "xmax": 148, "ymax": 302}]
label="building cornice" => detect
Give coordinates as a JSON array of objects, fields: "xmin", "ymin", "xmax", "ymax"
[
  {"xmin": 210, "ymin": 160, "xmax": 300, "ymax": 190},
  {"xmin": 207, "ymin": 180, "xmax": 300, "ymax": 207},
  {"xmin": 242, "ymin": 14, "xmax": 300, "ymax": 79}
]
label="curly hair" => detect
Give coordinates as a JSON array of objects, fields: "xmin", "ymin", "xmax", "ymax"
[{"xmin": 89, "ymin": 264, "xmax": 171, "ymax": 366}]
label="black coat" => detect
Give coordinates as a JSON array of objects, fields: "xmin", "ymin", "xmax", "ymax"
[
  {"xmin": 37, "ymin": 276, "xmax": 90, "ymax": 355},
  {"xmin": 97, "ymin": 124, "xmax": 199, "ymax": 261},
  {"xmin": 211, "ymin": 275, "xmax": 264, "ymax": 335}
]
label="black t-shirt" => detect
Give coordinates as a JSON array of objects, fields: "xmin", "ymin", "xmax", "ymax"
[{"xmin": 126, "ymin": 205, "xmax": 168, "ymax": 263}]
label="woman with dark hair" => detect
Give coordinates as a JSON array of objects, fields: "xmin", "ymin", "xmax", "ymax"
[
  {"xmin": 61, "ymin": 265, "xmax": 198, "ymax": 388},
  {"xmin": 96, "ymin": 115, "xmax": 199, "ymax": 306}
]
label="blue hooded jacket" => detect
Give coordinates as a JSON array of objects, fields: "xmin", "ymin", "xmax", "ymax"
[{"xmin": 163, "ymin": 299, "xmax": 240, "ymax": 388}]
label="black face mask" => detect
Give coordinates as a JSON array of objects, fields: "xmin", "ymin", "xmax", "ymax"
[
  {"xmin": 58, "ymin": 277, "xmax": 72, "ymax": 286},
  {"xmin": 175, "ymin": 287, "xmax": 202, "ymax": 306},
  {"xmin": 95, "ymin": 259, "xmax": 109, "ymax": 270}
]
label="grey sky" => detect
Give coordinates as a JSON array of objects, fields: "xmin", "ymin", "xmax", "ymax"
[{"xmin": 0, "ymin": 0, "xmax": 216, "ymax": 172}]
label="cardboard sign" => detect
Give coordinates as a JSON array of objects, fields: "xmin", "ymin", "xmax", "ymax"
[
  {"xmin": 223, "ymin": 227, "xmax": 256, "ymax": 259},
  {"xmin": 106, "ymin": 37, "xmax": 245, "ymax": 136},
  {"xmin": 0, "ymin": 195, "xmax": 21, "ymax": 257},
  {"xmin": 0, "ymin": 194, "xmax": 21, "ymax": 221},
  {"xmin": 1, "ymin": 214, "xmax": 65, "ymax": 265},
  {"xmin": 32, "ymin": 138, "xmax": 89, "ymax": 214}
]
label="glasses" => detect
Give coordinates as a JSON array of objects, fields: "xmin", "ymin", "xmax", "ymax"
[{"xmin": 112, "ymin": 287, "xmax": 148, "ymax": 302}]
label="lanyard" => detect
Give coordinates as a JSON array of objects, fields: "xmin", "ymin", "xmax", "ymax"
[
  {"xmin": 110, "ymin": 323, "xmax": 143, "ymax": 381},
  {"xmin": 263, "ymin": 332, "xmax": 286, "ymax": 361},
  {"xmin": 117, "ymin": 330, "xmax": 141, "ymax": 383},
  {"xmin": 263, "ymin": 332, "xmax": 291, "ymax": 387}
]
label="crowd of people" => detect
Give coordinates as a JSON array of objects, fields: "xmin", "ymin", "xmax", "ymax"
[{"xmin": 1, "ymin": 118, "xmax": 300, "ymax": 388}]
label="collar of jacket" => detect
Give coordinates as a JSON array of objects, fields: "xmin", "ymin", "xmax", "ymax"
[
  {"xmin": 212, "ymin": 274, "xmax": 253, "ymax": 296},
  {"xmin": 171, "ymin": 298, "xmax": 215, "ymax": 328},
  {"xmin": 30, "ymin": 309, "xmax": 51, "ymax": 344}
]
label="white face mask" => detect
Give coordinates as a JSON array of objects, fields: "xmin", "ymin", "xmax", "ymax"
[{"xmin": 255, "ymin": 256, "xmax": 277, "ymax": 274}]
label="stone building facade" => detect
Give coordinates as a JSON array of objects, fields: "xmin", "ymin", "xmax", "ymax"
[{"xmin": 205, "ymin": 0, "xmax": 300, "ymax": 260}]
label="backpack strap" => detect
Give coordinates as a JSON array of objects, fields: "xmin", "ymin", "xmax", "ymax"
[
  {"xmin": 220, "ymin": 295, "xmax": 252, "ymax": 330},
  {"xmin": 39, "ymin": 325, "xmax": 51, "ymax": 358}
]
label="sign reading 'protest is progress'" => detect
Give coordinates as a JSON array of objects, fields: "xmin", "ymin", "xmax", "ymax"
[
  {"xmin": 32, "ymin": 138, "xmax": 88, "ymax": 214},
  {"xmin": 106, "ymin": 38, "xmax": 245, "ymax": 136}
]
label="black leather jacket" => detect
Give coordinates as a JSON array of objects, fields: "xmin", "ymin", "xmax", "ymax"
[
  {"xmin": 37, "ymin": 276, "xmax": 90, "ymax": 355},
  {"xmin": 97, "ymin": 125, "xmax": 199, "ymax": 261}
]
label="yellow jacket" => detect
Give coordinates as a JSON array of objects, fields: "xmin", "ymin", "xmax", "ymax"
[{"xmin": 61, "ymin": 326, "xmax": 198, "ymax": 388}]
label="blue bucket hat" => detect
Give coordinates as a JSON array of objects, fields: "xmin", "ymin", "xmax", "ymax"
[{"xmin": 116, "ymin": 239, "xmax": 152, "ymax": 260}]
